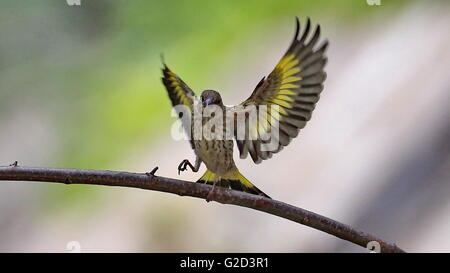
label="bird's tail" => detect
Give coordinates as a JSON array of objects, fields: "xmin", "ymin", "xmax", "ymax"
[{"xmin": 197, "ymin": 169, "xmax": 271, "ymax": 199}]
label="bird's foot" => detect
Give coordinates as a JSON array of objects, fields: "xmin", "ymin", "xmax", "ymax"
[
  {"xmin": 177, "ymin": 159, "xmax": 193, "ymax": 175},
  {"xmin": 205, "ymin": 183, "xmax": 218, "ymax": 202},
  {"xmin": 206, "ymin": 189, "xmax": 215, "ymax": 202}
]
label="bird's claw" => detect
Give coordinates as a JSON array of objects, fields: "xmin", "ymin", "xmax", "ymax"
[
  {"xmin": 177, "ymin": 159, "xmax": 189, "ymax": 175},
  {"xmin": 206, "ymin": 188, "xmax": 216, "ymax": 202},
  {"xmin": 205, "ymin": 184, "xmax": 218, "ymax": 202}
]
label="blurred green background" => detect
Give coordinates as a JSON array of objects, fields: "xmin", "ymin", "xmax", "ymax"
[
  {"xmin": 0, "ymin": 0, "xmax": 406, "ymax": 202},
  {"xmin": 1, "ymin": 0, "xmax": 449, "ymax": 252}
]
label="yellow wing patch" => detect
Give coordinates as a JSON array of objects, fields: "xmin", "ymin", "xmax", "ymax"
[
  {"xmin": 232, "ymin": 17, "xmax": 328, "ymax": 164},
  {"xmin": 162, "ymin": 65, "xmax": 195, "ymax": 109},
  {"xmin": 270, "ymin": 98, "xmax": 294, "ymax": 109},
  {"xmin": 282, "ymin": 76, "xmax": 302, "ymax": 84}
]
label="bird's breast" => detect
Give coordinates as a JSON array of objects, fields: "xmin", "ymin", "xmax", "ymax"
[{"xmin": 194, "ymin": 139, "xmax": 235, "ymax": 175}]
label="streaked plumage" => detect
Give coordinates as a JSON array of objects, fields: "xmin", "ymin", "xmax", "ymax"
[{"xmin": 161, "ymin": 17, "xmax": 328, "ymax": 198}]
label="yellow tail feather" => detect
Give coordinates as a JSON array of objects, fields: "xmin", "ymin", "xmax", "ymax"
[{"xmin": 197, "ymin": 170, "xmax": 270, "ymax": 198}]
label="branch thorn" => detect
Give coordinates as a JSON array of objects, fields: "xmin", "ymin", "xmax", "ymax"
[{"xmin": 146, "ymin": 166, "xmax": 159, "ymax": 177}]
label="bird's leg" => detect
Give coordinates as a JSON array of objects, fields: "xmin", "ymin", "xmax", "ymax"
[
  {"xmin": 206, "ymin": 175, "xmax": 219, "ymax": 202},
  {"xmin": 178, "ymin": 157, "xmax": 201, "ymax": 175}
]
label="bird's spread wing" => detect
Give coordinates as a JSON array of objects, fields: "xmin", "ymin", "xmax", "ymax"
[
  {"xmin": 230, "ymin": 17, "xmax": 328, "ymax": 164},
  {"xmin": 161, "ymin": 64, "xmax": 198, "ymax": 149}
]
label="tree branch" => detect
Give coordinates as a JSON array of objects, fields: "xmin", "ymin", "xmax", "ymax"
[{"xmin": 0, "ymin": 164, "xmax": 405, "ymax": 253}]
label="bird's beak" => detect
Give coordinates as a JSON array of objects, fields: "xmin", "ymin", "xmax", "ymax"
[{"xmin": 203, "ymin": 98, "xmax": 213, "ymax": 107}]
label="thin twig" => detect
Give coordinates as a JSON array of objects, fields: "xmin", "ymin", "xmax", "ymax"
[{"xmin": 0, "ymin": 165, "xmax": 405, "ymax": 253}]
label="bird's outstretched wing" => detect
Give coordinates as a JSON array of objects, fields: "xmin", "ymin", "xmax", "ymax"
[
  {"xmin": 230, "ymin": 17, "xmax": 328, "ymax": 164},
  {"xmin": 161, "ymin": 63, "xmax": 198, "ymax": 149}
]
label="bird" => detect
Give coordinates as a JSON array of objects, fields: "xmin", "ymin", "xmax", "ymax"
[{"xmin": 161, "ymin": 17, "xmax": 328, "ymax": 199}]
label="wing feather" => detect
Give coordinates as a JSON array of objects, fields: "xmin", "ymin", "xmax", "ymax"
[
  {"xmin": 161, "ymin": 64, "xmax": 198, "ymax": 149},
  {"xmin": 229, "ymin": 17, "xmax": 328, "ymax": 163}
]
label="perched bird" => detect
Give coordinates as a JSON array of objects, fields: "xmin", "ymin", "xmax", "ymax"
[{"xmin": 161, "ymin": 17, "xmax": 328, "ymax": 199}]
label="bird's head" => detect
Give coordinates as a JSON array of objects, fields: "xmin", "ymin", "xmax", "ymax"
[{"xmin": 201, "ymin": 90, "xmax": 223, "ymax": 107}]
